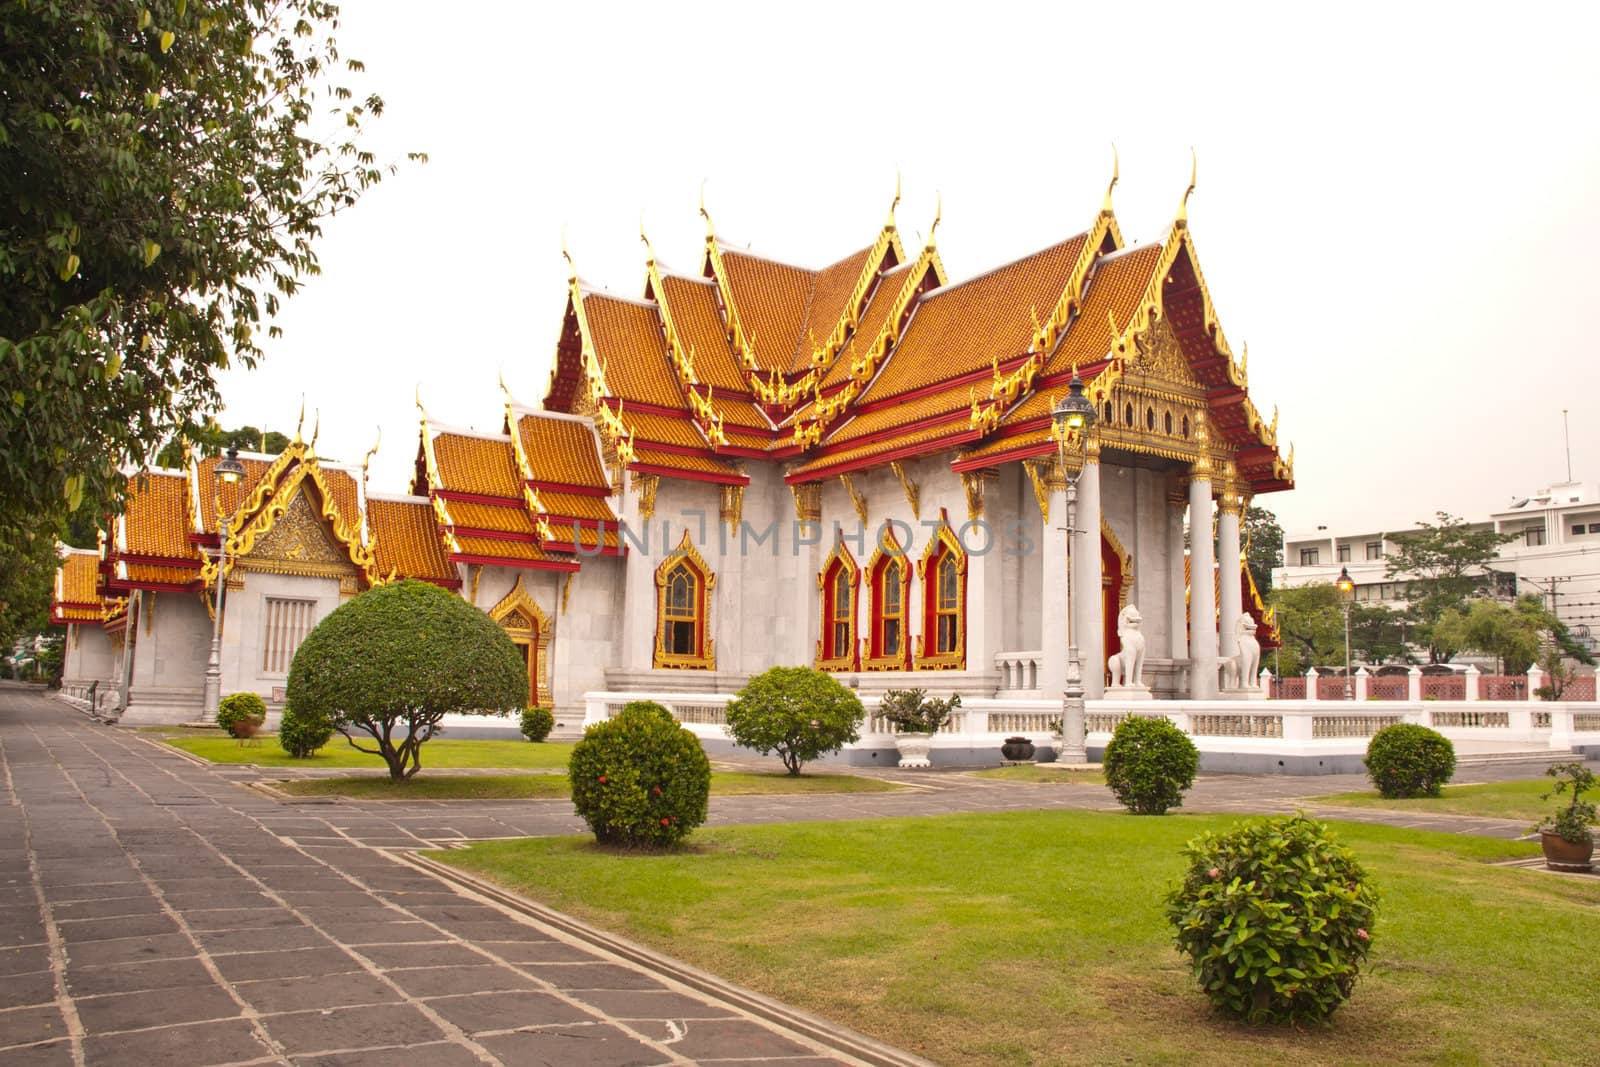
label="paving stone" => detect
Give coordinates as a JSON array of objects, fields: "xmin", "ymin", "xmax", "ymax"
[
  {"xmin": 81, "ymin": 1018, "xmax": 269, "ymax": 1066},
  {"xmin": 1, "ymin": 969, "xmax": 57, "ymax": 1006},
  {"xmin": 477, "ymin": 1022, "xmax": 669, "ymax": 1066},
  {"xmin": 424, "ymin": 990, "xmax": 599, "ymax": 1033},
  {"xmin": 192, "ymin": 925, "xmax": 331, "ymax": 954},
  {"xmin": 49, "ymin": 896, "xmax": 164, "ymax": 921},
  {"xmin": 38, "ymin": 883, "xmax": 144, "ymax": 903},
  {"xmin": 0, "ymin": 1039, "xmax": 75, "ymax": 1066},
  {"xmin": 352, "ymin": 942, "xmax": 486, "ymax": 970},
  {"xmin": 421, "ymin": 919, "xmax": 555, "ymax": 942},
  {"xmin": 180, "ymin": 907, "xmax": 306, "ymax": 932},
  {"xmin": 517, "ymin": 963, "xmax": 670, "ymax": 991},
  {"xmin": 475, "ymin": 939, "xmax": 601, "ymax": 964},
  {"xmin": 73, "ymin": 985, "xmax": 241, "ymax": 1034},
  {"xmin": 258, "ymin": 1002, "xmax": 444, "ymax": 1056},
  {"xmin": 575, "ymin": 989, "xmax": 741, "ymax": 1020},
  {"xmin": 380, "ymin": 964, "xmax": 537, "ymax": 998},
  {"xmin": 311, "ymin": 921, "xmax": 435, "ymax": 945},
  {"xmin": 0, "ymin": 944, "xmax": 51, "ymax": 976},
  {"xmin": 210, "ymin": 946, "xmax": 364, "ymax": 982},
  {"xmin": 291, "ymin": 1041, "xmax": 485, "ymax": 1067},
  {"xmin": 61, "ymin": 931, "xmax": 199, "ymax": 969},
  {"xmin": 234, "ymin": 972, "xmax": 402, "ymax": 1014},
  {"xmin": 55, "ymin": 913, "xmax": 178, "ymax": 944},
  {"xmin": 651, "ymin": 1017, "xmax": 820, "ymax": 1061},
  {"xmin": 0, "ymin": 1005, "xmax": 67, "ymax": 1047},
  {"xmin": 65, "ymin": 956, "xmax": 216, "ymax": 997}
]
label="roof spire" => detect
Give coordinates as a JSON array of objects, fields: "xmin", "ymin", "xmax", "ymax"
[
  {"xmin": 886, "ymin": 169, "xmax": 901, "ymax": 230},
  {"xmin": 309, "ymin": 409, "xmax": 320, "ymax": 452},
  {"xmin": 361, "ymin": 426, "xmax": 381, "ymax": 484},
  {"xmin": 925, "ymin": 192, "xmax": 942, "ymax": 251},
  {"xmin": 699, "ymin": 179, "xmax": 714, "ymax": 238},
  {"xmin": 1175, "ymin": 147, "xmax": 1197, "ymax": 229},
  {"xmin": 1101, "ymin": 143, "xmax": 1119, "ymax": 216},
  {"xmin": 639, "ymin": 212, "xmax": 657, "ymax": 267},
  {"xmin": 560, "ymin": 227, "xmax": 576, "ymax": 284},
  {"xmin": 415, "ymin": 384, "xmax": 428, "ymax": 427},
  {"xmin": 294, "ymin": 395, "xmax": 305, "ymax": 443}
]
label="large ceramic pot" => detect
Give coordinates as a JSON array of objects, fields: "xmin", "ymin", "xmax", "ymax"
[
  {"xmin": 1540, "ymin": 831, "xmax": 1595, "ymax": 872},
  {"xmin": 1000, "ymin": 736, "xmax": 1036, "ymax": 762},
  {"xmin": 893, "ymin": 731, "xmax": 934, "ymax": 769}
]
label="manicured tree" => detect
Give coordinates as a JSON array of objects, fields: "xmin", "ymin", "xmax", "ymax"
[
  {"xmin": 725, "ymin": 666, "xmax": 865, "ymax": 775},
  {"xmin": 277, "ymin": 703, "xmax": 334, "ymax": 758},
  {"xmin": 286, "ymin": 580, "xmax": 526, "ymax": 781},
  {"xmin": 216, "ymin": 692, "xmax": 266, "ymax": 738},
  {"xmin": 1364, "ymin": 724, "xmax": 1455, "ymax": 799},
  {"xmin": 519, "ymin": 706, "xmax": 555, "ymax": 742},
  {"xmin": 1102, "ymin": 716, "xmax": 1200, "ymax": 815},
  {"xmin": 569, "ymin": 701, "xmax": 711, "ymax": 846}
]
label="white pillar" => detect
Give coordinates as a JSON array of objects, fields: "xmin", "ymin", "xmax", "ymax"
[
  {"xmin": 1305, "ymin": 667, "xmax": 1319, "ymax": 701},
  {"xmin": 1167, "ymin": 479, "xmax": 1189, "ymax": 662},
  {"xmin": 1040, "ymin": 481, "xmax": 1069, "ymax": 698},
  {"xmin": 1259, "ymin": 667, "xmax": 1274, "ymax": 698},
  {"xmin": 1527, "ymin": 665, "xmax": 1544, "ymax": 700},
  {"xmin": 620, "ymin": 474, "xmax": 658, "ymax": 671},
  {"xmin": 1407, "ymin": 666, "xmax": 1423, "ymax": 702},
  {"xmin": 1355, "ymin": 667, "xmax": 1370, "ymax": 701},
  {"xmin": 1464, "ymin": 664, "xmax": 1479, "ymax": 702},
  {"xmin": 1187, "ymin": 468, "xmax": 1218, "ymax": 699},
  {"xmin": 1216, "ymin": 481, "xmax": 1243, "ymax": 664},
  {"xmin": 1075, "ymin": 448, "xmax": 1105, "ymax": 699}
]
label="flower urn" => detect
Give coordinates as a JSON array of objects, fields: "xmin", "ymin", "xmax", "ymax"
[{"xmin": 893, "ymin": 731, "xmax": 934, "ymax": 769}]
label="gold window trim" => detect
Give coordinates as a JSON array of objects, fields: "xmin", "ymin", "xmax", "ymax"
[
  {"xmin": 489, "ymin": 575, "xmax": 553, "ymax": 708},
  {"xmin": 915, "ymin": 520, "xmax": 967, "ymax": 671},
  {"xmin": 653, "ymin": 531, "xmax": 716, "ymax": 670},
  {"xmin": 863, "ymin": 526, "xmax": 911, "ymax": 672},
  {"xmin": 815, "ymin": 540, "xmax": 860, "ymax": 672}
]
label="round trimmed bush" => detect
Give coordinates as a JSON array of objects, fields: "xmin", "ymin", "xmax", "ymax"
[
  {"xmin": 725, "ymin": 666, "xmax": 865, "ymax": 775},
  {"xmin": 568, "ymin": 701, "xmax": 710, "ymax": 847},
  {"xmin": 216, "ymin": 692, "xmax": 266, "ymax": 738},
  {"xmin": 1102, "ymin": 715, "xmax": 1199, "ymax": 814},
  {"xmin": 277, "ymin": 702, "xmax": 333, "ymax": 758},
  {"xmin": 1166, "ymin": 814, "xmax": 1379, "ymax": 1024},
  {"xmin": 520, "ymin": 706, "xmax": 555, "ymax": 743},
  {"xmin": 1364, "ymin": 723, "xmax": 1455, "ymax": 798}
]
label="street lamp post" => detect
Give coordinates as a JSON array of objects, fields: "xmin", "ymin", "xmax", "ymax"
[
  {"xmin": 1051, "ymin": 371, "xmax": 1098, "ymax": 763},
  {"xmin": 1336, "ymin": 565, "xmax": 1355, "ymax": 700},
  {"xmin": 201, "ymin": 448, "xmax": 247, "ymax": 720}
]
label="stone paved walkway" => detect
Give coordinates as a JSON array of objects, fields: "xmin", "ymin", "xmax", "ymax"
[{"xmin": 1, "ymin": 683, "xmax": 1580, "ymax": 1064}]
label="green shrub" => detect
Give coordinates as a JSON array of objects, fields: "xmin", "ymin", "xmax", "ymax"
[
  {"xmin": 568, "ymin": 701, "xmax": 710, "ymax": 847},
  {"xmin": 216, "ymin": 692, "xmax": 266, "ymax": 738},
  {"xmin": 1166, "ymin": 814, "xmax": 1379, "ymax": 1024},
  {"xmin": 286, "ymin": 579, "xmax": 527, "ymax": 781},
  {"xmin": 520, "ymin": 706, "xmax": 555, "ymax": 743},
  {"xmin": 1101, "ymin": 715, "xmax": 1198, "ymax": 814},
  {"xmin": 277, "ymin": 702, "xmax": 333, "ymax": 758},
  {"xmin": 878, "ymin": 687, "xmax": 961, "ymax": 733},
  {"xmin": 1534, "ymin": 761, "xmax": 1596, "ymax": 843},
  {"xmin": 1364, "ymin": 723, "xmax": 1455, "ymax": 798},
  {"xmin": 726, "ymin": 666, "xmax": 865, "ymax": 775}
]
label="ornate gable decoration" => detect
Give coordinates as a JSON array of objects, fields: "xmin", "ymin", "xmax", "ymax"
[
  {"xmin": 1127, "ymin": 315, "xmax": 1204, "ymax": 393},
  {"xmin": 241, "ymin": 490, "xmax": 358, "ymax": 579}
]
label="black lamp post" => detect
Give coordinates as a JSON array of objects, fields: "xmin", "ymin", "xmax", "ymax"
[
  {"xmin": 202, "ymin": 448, "xmax": 247, "ymax": 719},
  {"xmin": 1335, "ymin": 565, "xmax": 1355, "ymax": 700},
  {"xmin": 1051, "ymin": 371, "xmax": 1098, "ymax": 762}
]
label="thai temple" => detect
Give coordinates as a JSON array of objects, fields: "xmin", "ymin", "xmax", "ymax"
[{"xmin": 52, "ymin": 170, "xmax": 1291, "ymax": 725}]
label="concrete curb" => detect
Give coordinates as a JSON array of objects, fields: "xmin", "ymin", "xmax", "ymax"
[{"xmin": 402, "ymin": 851, "xmax": 938, "ymax": 1067}]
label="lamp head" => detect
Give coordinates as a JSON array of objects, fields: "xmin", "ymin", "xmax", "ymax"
[
  {"xmin": 216, "ymin": 447, "xmax": 245, "ymax": 485},
  {"xmin": 1335, "ymin": 565, "xmax": 1355, "ymax": 598},
  {"xmin": 1051, "ymin": 370, "xmax": 1097, "ymax": 437}
]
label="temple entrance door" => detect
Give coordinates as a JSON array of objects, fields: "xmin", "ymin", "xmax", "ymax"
[
  {"xmin": 1101, "ymin": 530, "xmax": 1127, "ymax": 681},
  {"xmin": 513, "ymin": 640, "xmax": 538, "ymax": 708}
]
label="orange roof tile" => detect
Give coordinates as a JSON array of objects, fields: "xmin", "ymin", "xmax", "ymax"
[
  {"xmin": 193, "ymin": 454, "xmax": 276, "ymax": 536},
  {"xmin": 788, "ymin": 423, "xmax": 972, "ymax": 478},
  {"xmin": 824, "ymin": 381, "xmax": 975, "ymax": 447},
  {"xmin": 515, "ymin": 413, "xmax": 610, "ymax": 491},
  {"xmin": 1044, "ymin": 244, "xmax": 1162, "ymax": 376},
  {"xmin": 544, "ymin": 520, "xmax": 620, "ymax": 550},
  {"xmin": 118, "ymin": 562, "xmax": 201, "ymax": 587},
  {"xmin": 719, "ymin": 248, "xmax": 816, "ymax": 374},
  {"xmin": 120, "ymin": 470, "xmax": 197, "ymax": 560},
  {"xmin": 431, "ymin": 432, "xmax": 524, "ymax": 498},
  {"xmin": 583, "ymin": 292, "xmax": 685, "ymax": 410},
  {"xmin": 368, "ymin": 497, "xmax": 457, "ymax": 584},
  {"xmin": 620, "ymin": 411, "xmax": 708, "ymax": 449},
  {"xmin": 630, "ymin": 447, "xmax": 744, "ymax": 479},
  {"xmin": 535, "ymin": 491, "xmax": 616, "ymax": 523},
  {"xmin": 57, "ymin": 551, "xmax": 101, "ymax": 605},
  {"xmin": 441, "ymin": 498, "xmax": 535, "ymax": 536},
  {"xmin": 319, "ymin": 467, "xmax": 363, "ymax": 532},
  {"xmin": 821, "ymin": 261, "xmax": 918, "ymax": 389},
  {"xmin": 658, "ymin": 275, "xmax": 747, "ymax": 392},
  {"xmin": 451, "ymin": 533, "xmax": 563, "ymax": 565},
  {"xmin": 706, "ymin": 394, "xmax": 771, "ymax": 430},
  {"xmin": 862, "ymin": 236, "xmax": 1087, "ymax": 402},
  {"xmin": 787, "ymin": 247, "xmax": 875, "ymax": 372}
]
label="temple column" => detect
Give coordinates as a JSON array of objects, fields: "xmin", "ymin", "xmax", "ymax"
[
  {"xmin": 1216, "ymin": 461, "xmax": 1244, "ymax": 673},
  {"xmin": 1074, "ymin": 442, "xmax": 1105, "ymax": 699},
  {"xmin": 1188, "ymin": 450, "xmax": 1219, "ymax": 700},
  {"xmin": 1039, "ymin": 470, "xmax": 1069, "ymax": 698},
  {"xmin": 620, "ymin": 472, "xmax": 657, "ymax": 672},
  {"xmin": 1167, "ymin": 477, "xmax": 1189, "ymax": 663}
]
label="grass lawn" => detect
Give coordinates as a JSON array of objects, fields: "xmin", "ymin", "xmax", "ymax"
[
  {"xmin": 434, "ymin": 811, "xmax": 1597, "ymax": 1067},
  {"xmin": 165, "ymin": 735, "xmax": 572, "ymax": 770},
  {"xmin": 274, "ymin": 770, "xmax": 901, "ymax": 801},
  {"xmin": 968, "ymin": 765, "xmax": 1106, "ymax": 785},
  {"xmin": 1311, "ymin": 777, "xmax": 1559, "ymax": 822}
]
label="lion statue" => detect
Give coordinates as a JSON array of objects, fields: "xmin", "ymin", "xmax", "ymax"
[
  {"xmin": 1220, "ymin": 614, "xmax": 1262, "ymax": 689},
  {"xmin": 1105, "ymin": 604, "xmax": 1147, "ymax": 688}
]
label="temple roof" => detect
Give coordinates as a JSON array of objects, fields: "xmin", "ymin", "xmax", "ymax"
[
  {"xmin": 50, "ymin": 550, "xmax": 106, "ymax": 624},
  {"xmin": 367, "ymin": 495, "xmax": 459, "ymax": 588}
]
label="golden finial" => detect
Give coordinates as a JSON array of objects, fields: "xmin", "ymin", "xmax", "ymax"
[
  {"xmin": 926, "ymin": 192, "xmax": 942, "ymax": 250},
  {"xmin": 886, "ymin": 169, "xmax": 901, "ymax": 229},
  {"xmin": 1102, "ymin": 143, "xmax": 1119, "ymax": 216},
  {"xmin": 294, "ymin": 395, "xmax": 305, "ymax": 442},
  {"xmin": 699, "ymin": 179, "xmax": 714, "ymax": 238},
  {"xmin": 309, "ymin": 409, "xmax": 320, "ymax": 451},
  {"xmin": 258, "ymin": 430, "xmax": 266, "ymax": 453},
  {"xmin": 1239, "ymin": 341, "xmax": 1249, "ymax": 380},
  {"xmin": 1175, "ymin": 146, "xmax": 1197, "ymax": 229},
  {"xmin": 560, "ymin": 226, "xmax": 576, "ymax": 283},
  {"xmin": 639, "ymin": 212, "xmax": 655, "ymax": 265},
  {"xmin": 362, "ymin": 427, "xmax": 381, "ymax": 477},
  {"xmin": 1107, "ymin": 309, "xmax": 1121, "ymax": 350},
  {"xmin": 415, "ymin": 384, "xmax": 428, "ymax": 425}
]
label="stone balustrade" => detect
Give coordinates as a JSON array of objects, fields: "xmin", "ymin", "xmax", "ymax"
[{"xmin": 993, "ymin": 651, "xmax": 1043, "ymax": 693}]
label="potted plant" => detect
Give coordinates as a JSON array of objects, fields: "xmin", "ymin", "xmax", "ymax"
[
  {"xmin": 1531, "ymin": 761, "xmax": 1595, "ymax": 872},
  {"xmin": 878, "ymin": 688, "xmax": 960, "ymax": 769}
]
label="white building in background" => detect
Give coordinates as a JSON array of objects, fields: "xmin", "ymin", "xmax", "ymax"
[{"xmin": 1275, "ymin": 479, "xmax": 1600, "ymax": 654}]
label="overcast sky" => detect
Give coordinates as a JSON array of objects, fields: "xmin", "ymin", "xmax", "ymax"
[{"xmin": 214, "ymin": 0, "xmax": 1600, "ymax": 537}]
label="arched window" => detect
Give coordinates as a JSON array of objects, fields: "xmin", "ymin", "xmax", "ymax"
[
  {"xmin": 864, "ymin": 527, "xmax": 911, "ymax": 671},
  {"xmin": 816, "ymin": 542, "xmax": 859, "ymax": 671},
  {"xmin": 489, "ymin": 576, "xmax": 553, "ymax": 708},
  {"xmin": 654, "ymin": 532, "xmax": 715, "ymax": 669},
  {"xmin": 917, "ymin": 522, "xmax": 967, "ymax": 669}
]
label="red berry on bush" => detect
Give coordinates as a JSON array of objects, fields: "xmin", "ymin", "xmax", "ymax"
[
  {"xmin": 660, "ymin": 817, "xmax": 671, "ymax": 826},
  {"xmin": 598, "ymin": 775, "xmax": 607, "ymax": 783}
]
